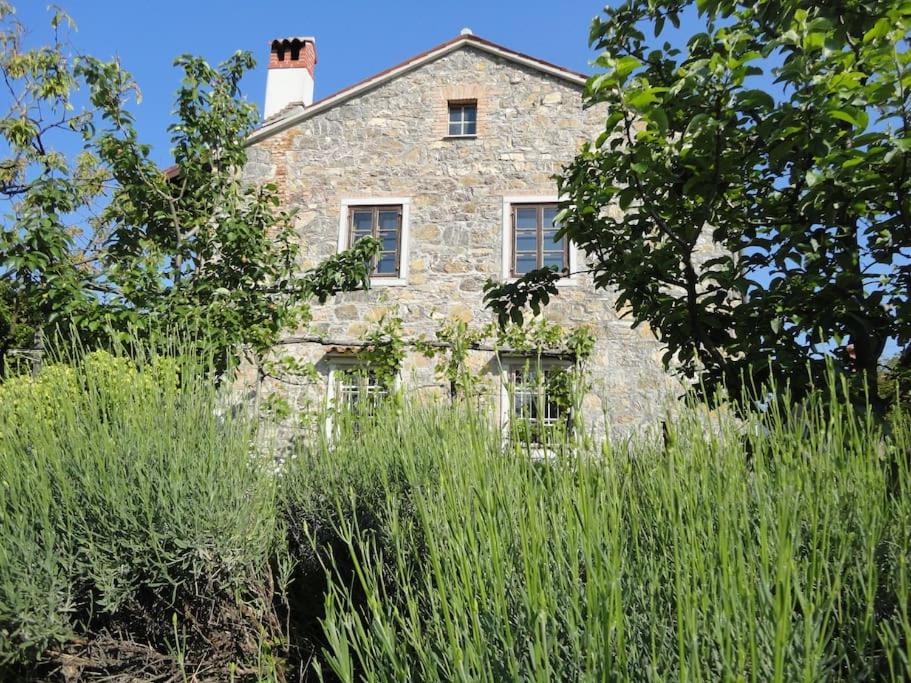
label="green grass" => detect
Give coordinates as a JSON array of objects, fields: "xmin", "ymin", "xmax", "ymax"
[
  {"xmin": 285, "ymin": 395, "xmax": 911, "ymax": 682},
  {"xmin": 1, "ymin": 349, "xmax": 909, "ymax": 681}
]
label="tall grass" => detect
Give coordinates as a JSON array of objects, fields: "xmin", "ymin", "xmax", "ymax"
[
  {"xmin": 2, "ymin": 346, "xmax": 908, "ymax": 681},
  {"xmin": 0, "ymin": 349, "xmax": 281, "ymax": 678},
  {"xmin": 285, "ymin": 393, "xmax": 911, "ymax": 681}
]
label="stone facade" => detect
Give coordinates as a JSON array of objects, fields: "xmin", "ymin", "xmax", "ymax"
[{"xmin": 242, "ymin": 41, "xmax": 680, "ymax": 438}]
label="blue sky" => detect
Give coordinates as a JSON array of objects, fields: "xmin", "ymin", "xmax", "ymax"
[{"xmin": 15, "ymin": 1, "xmax": 608, "ymax": 165}]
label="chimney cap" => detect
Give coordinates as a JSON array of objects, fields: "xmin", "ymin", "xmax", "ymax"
[{"xmin": 270, "ymin": 35, "xmax": 316, "ymax": 47}]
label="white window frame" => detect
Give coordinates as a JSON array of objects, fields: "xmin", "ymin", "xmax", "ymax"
[
  {"xmin": 337, "ymin": 197, "xmax": 411, "ymax": 286},
  {"xmin": 501, "ymin": 196, "xmax": 578, "ymax": 285},
  {"xmin": 446, "ymin": 100, "xmax": 478, "ymax": 137},
  {"xmin": 498, "ymin": 355, "xmax": 573, "ymax": 455},
  {"xmin": 324, "ymin": 356, "xmax": 399, "ymax": 440}
]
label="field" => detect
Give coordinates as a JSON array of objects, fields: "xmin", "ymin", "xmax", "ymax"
[{"xmin": 0, "ymin": 350, "xmax": 908, "ymax": 681}]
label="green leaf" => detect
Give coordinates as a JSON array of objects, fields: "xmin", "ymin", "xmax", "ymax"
[
  {"xmin": 862, "ymin": 18, "xmax": 890, "ymax": 43},
  {"xmin": 618, "ymin": 186, "xmax": 638, "ymax": 210},
  {"xmin": 805, "ymin": 169, "xmax": 823, "ymax": 187},
  {"xmin": 829, "ymin": 109, "xmax": 861, "ymax": 127},
  {"xmin": 650, "ymin": 107, "xmax": 669, "ymax": 134},
  {"xmin": 614, "ymin": 56, "xmax": 642, "ymax": 78},
  {"xmin": 627, "ymin": 89, "xmax": 661, "ymax": 109},
  {"xmin": 738, "ymin": 89, "xmax": 775, "ymax": 111}
]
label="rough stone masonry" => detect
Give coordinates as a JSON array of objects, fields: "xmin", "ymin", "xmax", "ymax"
[{"xmin": 240, "ymin": 36, "xmax": 681, "ymax": 440}]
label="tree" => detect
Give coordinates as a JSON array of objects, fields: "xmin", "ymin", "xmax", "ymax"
[
  {"xmin": 0, "ymin": 3, "xmax": 377, "ymax": 374},
  {"xmin": 485, "ymin": 0, "xmax": 910, "ymax": 410},
  {"xmin": 0, "ymin": 3, "xmax": 104, "ymax": 373}
]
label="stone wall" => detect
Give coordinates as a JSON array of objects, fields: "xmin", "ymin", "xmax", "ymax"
[{"xmin": 241, "ymin": 45, "xmax": 681, "ymax": 438}]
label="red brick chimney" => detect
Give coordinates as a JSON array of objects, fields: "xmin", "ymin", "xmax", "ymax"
[{"xmin": 264, "ymin": 37, "xmax": 317, "ymax": 119}]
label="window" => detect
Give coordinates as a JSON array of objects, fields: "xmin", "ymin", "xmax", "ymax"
[
  {"xmin": 448, "ymin": 100, "xmax": 477, "ymax": 136},
  {"xmin": 504, "ymin": 360, "xmax": 571, "ymax": 447},
  {"xmin": 335, "ymin": 366, "xmax": 388, "ymax": 413},
  {"xmin": 511, "ymin": 203, "xmax": 568, "ymax": 276},
  {"xmin": 348, "ymin": 205, "xmax": 403, "ymax": 277},
  {"xmin": 326, "ymin": 362, "xmax": 392, "ymax": 438}
]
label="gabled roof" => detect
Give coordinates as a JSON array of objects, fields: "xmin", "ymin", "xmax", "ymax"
[{"xmin": 247, "ymin": 32, "xmax": 588, "ymax": 145}]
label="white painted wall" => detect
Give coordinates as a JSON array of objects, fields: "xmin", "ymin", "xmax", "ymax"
[{"xmin": 264, "ymin": 68, "xmax": 314, "ymax": 119}]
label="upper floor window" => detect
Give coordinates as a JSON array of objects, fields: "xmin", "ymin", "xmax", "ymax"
[
  {"xmin": 349, "ymin": 205, "xmax": 403, "ymax": 277},
  {"xmin": 448, "ymin": 100, "xmax": 477, "ymax": 137},
  {"xmin": 511, "ymin": 203, "xmax": 568, "ymax": 276}
]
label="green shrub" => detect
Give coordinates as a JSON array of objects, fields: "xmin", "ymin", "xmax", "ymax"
[
  {"xmin": 292, "ymin": 396, "xmax": 911, "ymax": 682},
  {"xmin": 0, "ymin": 350, "xmax": 281, "ymax": 677}
]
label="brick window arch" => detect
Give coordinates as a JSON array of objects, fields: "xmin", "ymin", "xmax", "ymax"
[{"xmin": 433, "ymin": 85, "xmax": 490, "ymax": 138}]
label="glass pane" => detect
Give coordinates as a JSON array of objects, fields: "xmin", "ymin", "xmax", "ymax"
[
  {"xmin": 376, "ymin": 253, "xmax": 397, "ymax": 274},
  {"xmin": 340, "ymin": 388, "xmax": 359, "ymax": 410},
  {"xmin": 515, "ymin": 207, "xmax": 537, "ymax": 230},
  {"xmin": 380, "ymin": 232, "xmax": 398, "ymax": 251},
  {"xmin": 338, "ymin": 369, "xmax": 360, "ymax": 406},
  {"xmin": 463, "ymin": 105, "xmax": 477, "ymax": 123},
  {"xmin": 352, "ymin": 210, "xmax": 373, "ymax": 231},
  {"xmin": 449, "ymin": 121, "xmax": 462, "ymax": 136},
  {"xmin": 543, "ymin": 229, "xmax": 563, "ymax": 246},
  {"xmin": 449, "ymin": 107, "xmax": 462, "ymax": 123},
  {"xmin": 378, "ymin": 210, "xmax": 399, "ymax": 230},
  {"xmin": 515, "ymin": 254, "xmax": 537, "ymax": 274},
  {"xmin": 464, "ymin": 120, "xmax": 476, "ymax": 135},
  {"xmin": 545, "ymin": 398, "xmax": 561, "ymax": 423},
  {"xmin": 516, "ymin": 233, "xmax": 538, "ymax": 252},
  {"xmin": 543, "ymin": 253, "xmax": 566, "ymax": 270},
  {"xmin": 515, "ymin": 392, "xmax": 536, "ymax": 419},
  {"xmin": 543, "ymin": 207, "xmax": 559, "ymax": 227}
]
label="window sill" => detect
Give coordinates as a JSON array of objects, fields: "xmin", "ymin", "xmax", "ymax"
[
  {"xmin": 524, "ymin": 446, "xmax": 561, "ymax": 461},
  {"xmin": 503, "ymin": 275, "xmax": 580, "ymax": 288},
  {"xmin": 443, "ymin": 134, "xmax": 477, "ymax": 140},
  {"xmin": 500, "ymin": 439, "xmax": 569, "ymax": 460},
  {"xmin": 370, "ymin": 277, "xmax": 408, "ymax": 287}
]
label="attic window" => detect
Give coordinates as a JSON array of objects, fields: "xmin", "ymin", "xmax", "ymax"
[{"xmin": 448, "ymin": 100, "xmax": 477, "ymax": 136}]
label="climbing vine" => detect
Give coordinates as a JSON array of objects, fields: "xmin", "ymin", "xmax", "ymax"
[
  {"xmin": 497, "ymin": 321, "xmax": 595, "ymax": 441},
  {"xmin": 416, "ymin": 319, "xmax": 493, "ymax": 401},
  {"xmin": 495, "ymin": 318, "xmax": 565, "ymax": 353},
  {"xmin": 359, "ymin": 312, "xmax": 406, "ymax": 389},
  {"xmin": 258, "ymin": 353, "xmax": 320, "ymax": 423},
  {"xmin": 256, "ymin": 312, "xmax": 596, "ymax": 436}
]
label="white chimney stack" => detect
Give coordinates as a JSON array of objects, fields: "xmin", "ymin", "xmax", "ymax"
[{"xmin": 264, "ymin": 36, "xmax": 317, "ymax": 119}]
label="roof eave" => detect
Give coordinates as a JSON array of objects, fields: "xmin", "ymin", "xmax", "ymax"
[{"xmin": 247, "ymin": 34, "xmax": 588, "ymax": 146}]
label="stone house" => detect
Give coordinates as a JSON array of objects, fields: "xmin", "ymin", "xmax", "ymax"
[{"xmin": 242, "ymin": 30, "xmax": 678, "ymax": 440}]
